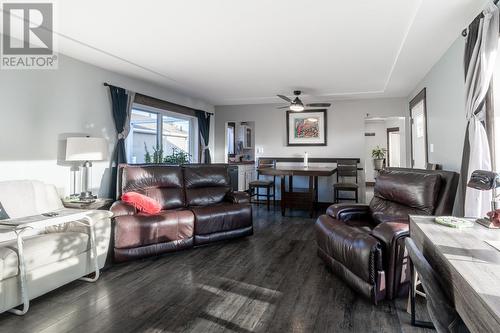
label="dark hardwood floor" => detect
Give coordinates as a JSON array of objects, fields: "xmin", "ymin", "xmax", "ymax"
[{"xmin": 0, "ymin": 205, "xmax": 432, "ymax": 333}]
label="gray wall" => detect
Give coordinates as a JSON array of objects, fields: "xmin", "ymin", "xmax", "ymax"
[
  {"xmin": 215, "ymin": 98, "xmax": 407, "ymax": 202},
  {"xmin": 0, "ymin": 53, "xmax": 214, "ymax": 196},
  {"xmin": 408, "ymin": 37, "xmax": 466, "ymax": 172}
]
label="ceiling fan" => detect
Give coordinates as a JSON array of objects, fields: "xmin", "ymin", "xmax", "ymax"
[{"xmin": 277, "ymin": 90, "xmax": 331, "ymax": 112}]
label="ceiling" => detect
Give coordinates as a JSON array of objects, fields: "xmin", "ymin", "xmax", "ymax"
[{"xmin": 2, "ymin": 0, "xmax": 488, "ymax": 105}]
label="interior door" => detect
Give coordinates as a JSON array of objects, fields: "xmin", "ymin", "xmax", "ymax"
[
  {"xmin": 410, "ymin": 89, "xmax": 428, "ymax": 169},
  {"xmin": 387, "ymin": 128, "xmax": 401, "ymax": 167}
]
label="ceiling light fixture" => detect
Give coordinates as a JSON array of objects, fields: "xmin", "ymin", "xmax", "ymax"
[{"xmin": 290, "ymin": 97, "xmax": 305, "ymax": 112}]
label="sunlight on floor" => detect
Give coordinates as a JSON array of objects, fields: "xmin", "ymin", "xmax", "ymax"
[{"xmin": 195, "ymin": 277, "xmax": 280, "ymax": 332}]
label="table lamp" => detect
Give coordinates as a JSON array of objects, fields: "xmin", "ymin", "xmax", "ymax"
[
  {"xmin": 65, "ymin": 137, "xmax": 108, "ymax": 201},
  {"xmin": 467, "ymin": 170, "xmax": 500, "ymax": 228}
]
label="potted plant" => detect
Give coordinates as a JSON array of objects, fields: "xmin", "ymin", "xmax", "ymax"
[
  {"xmin": 372, "ymin": 146, "xmax": 386, "ymax": 170},
  {"xmin": 144, "ymin": 144, "xmax": 191, "ymax": 165}
]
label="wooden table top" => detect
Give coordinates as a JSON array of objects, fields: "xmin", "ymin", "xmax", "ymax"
[
  {"xmin": 410, "ymin": 215, "xmax": 500, "ymax": 333},
  {"xmin": 257, "ymin": 166, "xmax": 337, "ymax": 177}
]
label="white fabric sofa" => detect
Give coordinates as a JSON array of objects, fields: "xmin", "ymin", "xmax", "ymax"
[{"xmin": 0, "ymin": 180, "xmax": 111, "ymax": 314}]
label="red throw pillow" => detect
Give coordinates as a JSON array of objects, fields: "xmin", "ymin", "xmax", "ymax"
[{"xmin": 122, "ymin": 192, "xmax": 162, "ymax": 214}]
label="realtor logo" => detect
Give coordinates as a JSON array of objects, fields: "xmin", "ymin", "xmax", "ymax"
[{"xmin": 1, "ymin": 2, "xmax": 58, "ymax": 69}]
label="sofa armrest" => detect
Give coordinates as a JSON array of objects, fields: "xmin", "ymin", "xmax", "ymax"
[
  {"xmin": 110, "ymin": 200, "xmax": 137, "ymax": 217},
  {"xmin": 370, "ymin": 221, "xmax": 409, "ymax": 249},
  {"xmin": 326, "ymin": 203, "xmax": 371, "ymax": 221},
  {"xmin": 43, "ymin": 211, "xmax": 112, "ymax": 268},
  {"xmin": 370, "ymin": 220, "xmax": 410, "ymax": 300},
  {"xmin": 315, "ymin": 215, "xmax": 384, "ymax": 284},
  {"xmin": 225, "ymin": 191, "xmax": 250, "ymax": 204}
]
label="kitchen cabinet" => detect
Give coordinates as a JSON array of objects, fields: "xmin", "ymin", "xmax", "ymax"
[{"xmin": 236, "ymin": 164, "xmax": 256, "ymax": 191}]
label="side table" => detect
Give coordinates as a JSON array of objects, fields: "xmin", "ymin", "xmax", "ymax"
[{"xmin": 63, "ymin": 198, "xmax": 113, "ymax": 210}]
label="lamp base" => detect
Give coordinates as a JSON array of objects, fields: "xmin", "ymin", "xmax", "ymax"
[
  {"xmin": 476, "ymin": 218, "xmax": 500, "ymax": 229},
  {"xmin": 78, "ymin": 191, "xmax": 97, "ymax": 203}
]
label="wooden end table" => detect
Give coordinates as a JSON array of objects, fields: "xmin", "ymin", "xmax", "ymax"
[{"xmin": 63, "ymin": 198, "xmax": 113, "ymax": 210}]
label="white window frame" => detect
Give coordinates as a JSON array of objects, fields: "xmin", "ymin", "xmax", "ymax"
[{"xmin": 126, "ymin": 103, "xmax": 199, "ymax": 163}]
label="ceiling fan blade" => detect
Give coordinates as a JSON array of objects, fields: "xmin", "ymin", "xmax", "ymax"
[
  {"xmin": 276, "ymin": 106, "xmax": 290, "ymax": 109},
  {"xmin": 306, "ymin": 103, "xmax": 331, "ymax": 107},
  {"xmin": 277, "ymin": 94, "xmax": 292, "ymax": 103}
]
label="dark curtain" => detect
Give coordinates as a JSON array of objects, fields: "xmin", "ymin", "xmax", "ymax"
[
  {"xmin": 454, "ymin": 18, "xmax": 480, "ymax": 216},
  {"xmin": 108, "ymin": 85, "xmax": 129, "ymax": 199},
  {"xmin": 455, "ymin": 15, "xmax": 497, "ymax": 216},
  {"xmin": 196, "ymin": 110, "xmax": 212, "ymax": 163}
]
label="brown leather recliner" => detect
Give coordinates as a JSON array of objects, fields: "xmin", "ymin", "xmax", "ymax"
[
  {"xmin": 111, "ymin": 164, "xmax": 253, "ymax": 262},
  {"xmin": 315, "ymin": 168, "xmax": 458, "ymax": 304}
]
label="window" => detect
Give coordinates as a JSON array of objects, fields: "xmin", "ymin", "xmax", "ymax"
[
  {"xmin": 126, "ymin": 106, "xmax": 198, "ymax": 164},
  {"xmin": 226, "ymin": 122, "xmax": 235, "ymax": 155}
]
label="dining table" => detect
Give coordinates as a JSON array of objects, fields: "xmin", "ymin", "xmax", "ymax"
[{"xmin": 257, "ymin": 165, "xmax": 337, "ymax": 217}]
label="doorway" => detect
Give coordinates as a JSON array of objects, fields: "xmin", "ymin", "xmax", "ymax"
[
  {"xmin": 364, "ymin": 117, "xmax": 407, "ymax": 184},
  {"xmin": 409, "ymin": 88, "xmax": 428, "ymax": 169},
  {"xmin": 387, "ymin": 127, "xmax": 401, "ymax": 167}
]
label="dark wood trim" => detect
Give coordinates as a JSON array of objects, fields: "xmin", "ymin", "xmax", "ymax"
[
  {"xmin": 286, "ymin": 109, "xmax": 327, "ymax": 146},
  {"xmin": 409, "ymin": 88, "xmax": 428, "ymax": 168},
  {"xmin": 386, "ymin": 127, "xmax": 400, "ymax": 167},
  {"xmin": 134, "ymin": 94, "xmax": 197, "ymax": 117}
]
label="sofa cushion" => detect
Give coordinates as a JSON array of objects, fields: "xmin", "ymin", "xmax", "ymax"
[
  {"xmin": 191, "ymin": 203, "xmax": 252, "ymax": 235},
  {"xmin": 120, "ymin": 165, "xmax": 185, "ymax": 210},
  {"xmin": 0, "ymin": 180, "xmax": 63, "ymax": 218},
  {"xmin": 184, "ymin": 165, "xmax": 231, "ymax": 206},
  {"xmin": 371, "ymin": 169, "xmax": 442, "ymax": 215},
  {"xmin": 122, "ymin": 192, "xmax": 162, "ymax": 214},
  {"xmin": 114, "ymin": 210, "xmax": 194, "ymax": 249},
  {"xmin": 0, "ymin": 232, "xmax": 90, "ymax": 281}
]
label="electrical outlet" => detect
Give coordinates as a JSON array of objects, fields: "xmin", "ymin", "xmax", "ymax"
[{"xmin": 430, "ymin": 143, "xmax": 434, "ymax": 153}]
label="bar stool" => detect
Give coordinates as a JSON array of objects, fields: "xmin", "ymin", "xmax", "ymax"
[{"xmin": 249, "ymin": 159, "xmax": 276, "ymax": 210}]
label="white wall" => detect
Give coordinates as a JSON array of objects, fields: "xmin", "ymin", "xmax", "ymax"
[
  {"xmin": 0, "ymin": 54, "xmax": 214, "ymax": 197},
  {"xmin": 409, "ymin": 37, "xmax": 466, "ymax": 172},
  {"xmin": 215, "ymin": 98, "xmax": 407, "ymax": 202}
]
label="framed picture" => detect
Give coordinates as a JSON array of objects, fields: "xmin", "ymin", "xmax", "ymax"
[{"xmin": 286, "ymin": 110, "xmax": 327, "ymax": 146}]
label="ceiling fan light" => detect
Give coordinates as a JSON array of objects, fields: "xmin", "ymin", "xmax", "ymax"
[
  {"xmin": 290, "ymin": 104, "xmax": 304, "ymax": 112},
  {"xmin": 290, "ymin": 97, "xmax": 305, "ymax": 112}
]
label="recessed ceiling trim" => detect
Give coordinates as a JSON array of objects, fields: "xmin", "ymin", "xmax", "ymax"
[
  {"xmin": 217, "ymin": 0, "xmax": 424, "ymax": 105},
  {"xmin": 382, "ymin": 0, "xmax": 423, "ymax": 91}
]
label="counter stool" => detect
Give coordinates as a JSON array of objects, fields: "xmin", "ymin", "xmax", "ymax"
[{"xmin": 249, "ymin": 159, "xmax": 276, "ymax": 210}]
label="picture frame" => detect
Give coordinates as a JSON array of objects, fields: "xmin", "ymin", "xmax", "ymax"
[{"xmin": 286, "ymin": 109, "xmax": 327, "ymax": 146}]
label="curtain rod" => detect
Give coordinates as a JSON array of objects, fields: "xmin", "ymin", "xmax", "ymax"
[
  {"xmin": 103, "ymin": 82, "xmax": 214, "ymax": 116},
  {"xmin": 462, "ymin": 0, "xmax": 499, "ymax": 36}
]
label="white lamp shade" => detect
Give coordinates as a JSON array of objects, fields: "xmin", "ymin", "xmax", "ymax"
[{"xmin": 65, "ymin": 137, "xmax": 108, "ymax": 161}]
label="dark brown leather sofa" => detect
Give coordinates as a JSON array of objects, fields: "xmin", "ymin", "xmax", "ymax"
[
  {"xmin": 110, "ymin": 164, "xmax": 253, "ymax": 262},
  {"xmin": 315, "ymin": 168, "xmax": 459, "ymax": 304}
]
